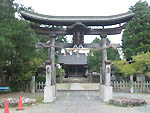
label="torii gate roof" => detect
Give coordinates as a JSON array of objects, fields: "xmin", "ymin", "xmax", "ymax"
[{"xmin": 21, "ymin": 11, "xmax": 134, "ymax": 26}]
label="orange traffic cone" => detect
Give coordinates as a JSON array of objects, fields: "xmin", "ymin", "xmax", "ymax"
[
  {"xmin": 4, "ymin": 100, "xmax": 9, "ymax": 113},
  {"xmin": 16, "ymin": 96, "xmax": 24, "ymax": 111}
]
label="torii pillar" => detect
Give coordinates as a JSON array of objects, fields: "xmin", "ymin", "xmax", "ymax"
[
  {"xmin": 101, "ymin": 34, "xmax": 107, "ymax": 85},
  {"xmin": 48, "ymin": 33, "xmax": 57, "ymax": 100},
  {"xmin": 100, "ymin": 34, "xmax": 113, "ymax": 102}
]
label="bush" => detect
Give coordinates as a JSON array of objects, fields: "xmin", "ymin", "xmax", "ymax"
[{"xmin": 36, "ymin": 76, "xmax": 45, "ymax": 82}]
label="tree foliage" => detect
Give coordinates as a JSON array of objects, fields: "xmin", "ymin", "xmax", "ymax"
[
  {"xmin": 122, "ymin": 1, "xmax": 150, "ymax": 60},
  {"xmin": 113, "ymin": 60, "xmax": 136, "ymax": 77},
  {"xmin": 87, "ymin": 37, "xmax": 120, "ymax": 72},
  {"xmin": 0, "ymin": 0, "xmax": 15, "ymax": 20},
  {"xmin": 0, "ymin": 0, "xmax": 67, "ymax": 90},
  {"xmin": 0, "ymin": 0, "xmax": 45, "ymax": 91},
  {"xmin": 133, "ymin": 52, "xmax": 150, "ymax": 77},
  {"xmin": 113, "ymin": 52, "xmax": 150, "ymax": 78}
]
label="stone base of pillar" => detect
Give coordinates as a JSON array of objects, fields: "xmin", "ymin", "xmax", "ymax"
[
  {"xmin": 52, "ymin": 85, "xmax": 57, "ymax": 100},
  {"xmin": 43, "ymin": 86, "xmax": 54, "ymax": 103},
  {"xmin": 99, "ymin": 85, "xmax": 113, "ymax": 102},
  {"xmin": 130, "ymin": 86, "xmax": 133, "ymax": 93}
]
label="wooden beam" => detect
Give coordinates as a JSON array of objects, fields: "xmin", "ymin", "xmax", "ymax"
[
  {"xmin": 31, "ymin": 24, "xmax": 125, "ymax": 36},
  {"xmin": 35, "ymin": 42, "xmax": 120, "ymax": 49},
  {"xmin": 86, "ymin": 25, "xmax": 125, "ymax": 35},
  {"xmin": 30, "ymin": 25, "xmax": 67, "ymax": 35}
]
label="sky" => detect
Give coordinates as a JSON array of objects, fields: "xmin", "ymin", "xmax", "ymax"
[{"xmin": 16, "ymin": 0, "xmax": 149, "ymax": 44}]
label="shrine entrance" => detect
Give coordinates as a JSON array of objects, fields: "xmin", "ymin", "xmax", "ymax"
[
  {"xmin": 65, "ymin": 65, "xmax": 86, "ymax": 77},
  {"xmin": 58, "ymin": 53, "xmax": 88, "ymax": 78},
  {"xmin": 21, "ymin": 11, "xmax": 134, "ymax": 102}
]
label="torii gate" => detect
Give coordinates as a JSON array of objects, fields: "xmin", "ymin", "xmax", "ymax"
[{"xmin": 21, "ymin": 11, "xmax": 134, "ymax": 102}]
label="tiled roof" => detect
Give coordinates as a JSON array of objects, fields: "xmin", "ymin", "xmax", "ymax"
[
  {"xmin": 21, "ymin": 11, "xmax": 134, "ymax": 26},
  {"xmin": 58, "ymin": 54, "xmax": 87, "ymax": 65}
]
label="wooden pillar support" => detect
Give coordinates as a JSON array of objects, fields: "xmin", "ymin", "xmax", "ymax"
[
  {"xmin": 49, "ymin": 34, "xmax": 56, "ymax": 86},
  {"xmin": 100, "ymin": 34, "xmax": 107, "ymax": 85}
]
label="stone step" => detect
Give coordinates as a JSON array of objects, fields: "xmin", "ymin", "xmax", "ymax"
[
  {"xmin": 63, "ymin": 77, "xmax": 89, "ymax": 83},
  {"xmin": 70, "ymin": 83, "xmax": 84, "ymax": 90}
]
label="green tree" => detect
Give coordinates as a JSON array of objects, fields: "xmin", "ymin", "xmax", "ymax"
[
  {"xmin": 113, "ymin": 60, "xmax": 136, "ymax": 77},
  {"xmin": 133, "ymin": 52, "xmax": 150, "ymax": 92},
  {"xmin": 113, "ymin": 52, "xmax": 150, "ymax": 77},
  {"xmin": 0, "ymin": 0, "xmax": 15, "ymax": 20},
  {"xmin": 87, "ymin": 37, "xmax": 120, "ymax": 72},
  {"xmin": 113, "ymin": 52, "xmax": 150, "ymax": 92},
  {"xmin": 0, "ymin": 0, "xmax": 16, "ymax": 86},
  {"xmin": 133, "ymin": 52, "xmax": 150, "ymax": 77},
  {"xmin": 122, "ymin": 1, "xmax": 150, "ymax": 60},
  {"xmin": 0, "ymin": 1, "xmax": 42, "ymax": 91}
]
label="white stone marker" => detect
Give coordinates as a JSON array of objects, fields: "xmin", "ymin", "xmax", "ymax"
[
  {"xmin": 31, "ymin": 76, "xmax": 35, "ymax": 93},
  {"xmin": 130, "ymin": 75, "xmax": 134, "ymax": 93},
  {"xmin": 100, "ymin": 61, "xmax": 113, "ymax": 102},
  {"xmin": 43, "ymin": 64, "xmax": 54, "ymax": 103}
]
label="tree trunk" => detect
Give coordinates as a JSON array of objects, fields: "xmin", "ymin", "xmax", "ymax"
[{"xmin": 0, "ymin": 69, "xmax": 6, "ymax": 86}]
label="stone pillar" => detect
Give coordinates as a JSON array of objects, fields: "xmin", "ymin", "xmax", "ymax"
[
  {"xmin": 43, "ymin": 61, "xmax": 54, "ymax": 103},
  {"xmin": 31, "ymin": 76, "xmax": 35, "ymax": 93},
  {"xmin": 49, "ymin": 34, "xmax": 56, "ymax": 99},
  {"xmin": 130, "ymin": 75, "xmax": 133, "ymax": 93}
]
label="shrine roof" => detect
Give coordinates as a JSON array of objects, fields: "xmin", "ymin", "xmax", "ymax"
[
  {"xmin": 58, "ymin": 54, "xmax": 87, "ymax": 65},
  {"xmin": 21, "ymin": 11, "xmax": 134, "ymax": 26}
]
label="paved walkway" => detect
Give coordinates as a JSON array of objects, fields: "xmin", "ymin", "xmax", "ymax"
[
  {"xmin": 0, "ymin": 91, "xmax": 150, "ymax": 113},
  {"xmin": 70, "ymin": 83, "xmax": 84, "ymax": 90},
  {"xmin": 56, "ymin": 83, "xmax": 99, "ymax": 90}
]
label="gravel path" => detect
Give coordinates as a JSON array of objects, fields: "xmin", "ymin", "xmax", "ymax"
[{"xmin": 0, "ymin": 91, "xmax": 150, "ymax": 113}]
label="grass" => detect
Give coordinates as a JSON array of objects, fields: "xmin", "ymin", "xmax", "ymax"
[{"xmin": 36, "ymin": 97, "xmax": 44, "ymax": 103}]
